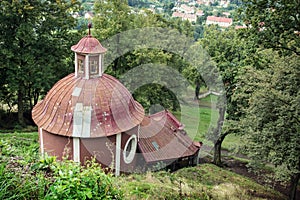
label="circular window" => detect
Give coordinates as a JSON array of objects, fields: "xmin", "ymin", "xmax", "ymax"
[{"xmin": 123, "ymin": 135, "xmax": 137, "ymax": 164}]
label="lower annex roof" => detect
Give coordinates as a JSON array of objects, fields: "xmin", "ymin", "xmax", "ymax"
[{"xmin": 138, "ymin": 110, "xmax": 199, "ymax": 163}]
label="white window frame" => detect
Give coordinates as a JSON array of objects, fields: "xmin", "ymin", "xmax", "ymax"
[{"xmin": 123, "ymin": 134, "xmax": 137, "ymax": 164}]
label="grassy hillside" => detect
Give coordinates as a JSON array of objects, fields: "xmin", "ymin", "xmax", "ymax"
[
  {"xmin": 179, "ymin": 92, "xmax": 240, "ymax": 151},
  {"xmin": 114, "ymin": 164, "xmax": 284, "ymax": 200},
  {"xmin": 0, "ymin": 92, "xmax": 286, "ymax": 199},
  {"xmin": 0, "ymin": 132, "xmax": 286, "ymax": 200}
]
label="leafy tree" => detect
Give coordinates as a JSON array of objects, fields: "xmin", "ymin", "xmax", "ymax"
[
  {"xmin": 239, "ymin": 0, "xmax": 300, "ymax": 55},
  {"xmin": 93, "ymin": 0, "xmax": 135, "ymax": 41},
  {"xmin": 93, "ymin": 0, "xmax": 138, "ymax": 74},
  {"xmin": 0, "ymin": 0, "xmax": 80, "ymax": 126},
  {"xmin": 236, "ymin": 52, "xmax": 300, "ymax": 200},
  {"xmin": 182, "ymin": 46, "xmax": 216, "ymax": 100},
  {"xmin": 92, "ymin": 0, "xmax": 194, "ymax": 112},
  {"xmin": 237, "ymin": 1, "xmax": 300, "ymax": 199},
  {"xmin": 198, "ymin": 25, "xmax": 257, "ymax": 165}
]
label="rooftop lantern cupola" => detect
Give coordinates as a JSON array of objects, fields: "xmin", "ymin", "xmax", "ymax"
[{"xmin": 71, "ymin": 23, "xmax": 107, "ymax": 79}]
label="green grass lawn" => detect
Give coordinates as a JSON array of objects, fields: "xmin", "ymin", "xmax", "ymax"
[{"xmin": 176, "ymin": 93, "xmax": 240, "ymax": 151}]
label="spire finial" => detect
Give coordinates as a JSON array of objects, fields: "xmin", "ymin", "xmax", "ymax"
[{"xmin": 88, "ymin": 23, "xmax": 92, "ymax": 36}]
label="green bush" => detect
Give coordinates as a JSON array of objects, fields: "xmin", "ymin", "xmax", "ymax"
[
  {"xmin": 0, "ymin": 132, "xmax": 122, "ymax": 199},
  {"xmin": 45, "ymin": 158, "xmax": 123, "ymax": 200}
]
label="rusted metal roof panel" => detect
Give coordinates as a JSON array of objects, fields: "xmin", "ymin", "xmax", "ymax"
[
  {"xmin": 138, "ymin": 110, "xmax": 199, "ymax": 163},
  {"xmin": 32, "ymin": 73, "xmax": 144, "ymax": 138},
  {"xmin": 71, "ymin": 35, "xmax": 107, "ymax": 54}
]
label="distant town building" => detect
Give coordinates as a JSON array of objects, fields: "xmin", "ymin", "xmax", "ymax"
[
  {"xmin": 172, "ymin": 11, "xmax": 197, "ymax": 23},
  {"xmin": 206, "ymin": 16, "xmax": 233, "ymax": 27},
  {"xmin": 147, "ymin": 8, "xmax": 155, "ymax": 13},
  {"xmin": 172, "ymin": 11, "xmax": 185, "ymax": 18},
  {"xmin": 219, "ymin": 0, "xmax": 229, "ymax": 7},
  {"xmin": 180, "ymin": 4, "xmax": 195, "ymax": 14},
  {"xmin": 196, "ymin": 0, "xmax": 215, "ymax": 6},
  {"xmin": 183, "ymin": 13, "xmax": 197, "ymax": 22},
  {"xmin": 196, "ymin": 10, "xmax": 204, "ymax": 16}
]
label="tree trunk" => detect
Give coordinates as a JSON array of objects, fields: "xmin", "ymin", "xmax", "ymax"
[
  {"xmin": 213, "ymin": 132, "xmax": 228, "ymax": 166},
  {"xmin": 17, "ymin": 86, "xmax": 25, "ymax": 126},
  {"xmin": 195, "ymin": 81, "xmax": 200, "ymax": 100},
  {"xmin": 213, "ymin": 139, "xmax": 222, "ymax": 166},
  {"xmin": 213, "ymin": 107, "xmax": 226, "ymax": 166},
  {"xmin": 29, "ymin": 88, "xmax": 33, "ymax": 111},
  {"xmin": 33, "ymin": 89, "xmax": 39, "ymax": 106},
  {"xmin": 289, "ymin": 172, "xmax": 300, "ymax": 200}
]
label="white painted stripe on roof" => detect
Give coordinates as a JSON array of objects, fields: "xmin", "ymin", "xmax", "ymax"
[
  {"xmin": 82, "ymin": 106, "xmax": 92, "ymax": 137},
  {"xmin": 73, "ymin": 103, "xmax": 83, "ymax": 137},
  {"xmin": 72, "ymin": 87, "xmax": 82, "ymax": 97}
]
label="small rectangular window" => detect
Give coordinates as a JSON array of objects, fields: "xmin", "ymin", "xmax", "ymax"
[
  {"xmin": 78, "ymin": 59, "xmax": 84, "ymax": 74},
  {"xmin": 152, "ymin": 141, "xmax": 160, "ymax": 150},
  {"xmin": 89, "ymin": 56, "xmax": 99, "ymax": 75}
]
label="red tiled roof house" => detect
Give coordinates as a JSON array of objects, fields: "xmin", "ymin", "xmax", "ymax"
[{"xmin": 206, "ymin": 16, "xmax": 233, "ymax": 27}]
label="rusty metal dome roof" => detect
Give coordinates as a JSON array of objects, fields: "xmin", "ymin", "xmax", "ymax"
[
  {"xmin": 71, "ymin": 35, "xmax": 107, "ymax": 54},
  {"xmin": 32, "ymin": 73, "xmax": 145, "ymax": 138}
]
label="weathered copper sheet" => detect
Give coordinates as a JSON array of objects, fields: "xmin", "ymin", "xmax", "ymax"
[
  {"xmin": 71, "ymin": 35, "xmax": 107, "ymax": 54},
  {"xmin": 32, "ymin": 73, "xmax": 145, "ymax": 137},
  {"xmin": 138, "ymin": 110, "xmax": 199, "ymax": 163}
]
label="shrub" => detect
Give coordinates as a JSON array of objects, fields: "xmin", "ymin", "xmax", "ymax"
[{"xmin": 45, "ymin": 158, "xmax": 123, "ymax": 200}]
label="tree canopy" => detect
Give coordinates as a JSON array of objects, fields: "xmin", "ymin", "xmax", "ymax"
[
  {"xmin": 236, "ymin": 1, "xmax": 300, "ymax": 199},
  {"xmin": 92, "ymin": 0, "xmax": 196, "ymax": 113},
  {"xmin": 235, "ymin": 51, "xmax": 300, "ymax": 200},
  {"xmin": 0, "ymin": 0, "xmax": 80, "ymax": 126},
  {"xmin": 239, "ymin": 0, "xmax": 300, "ymax": 55}
]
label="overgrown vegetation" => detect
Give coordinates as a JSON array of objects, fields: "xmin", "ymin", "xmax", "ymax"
[
  {"xmin": 0, "ymin": 132, "xmax": 285, "ymax": 200},
  {"xmin": 0, "ymin": 133, "xmax": 123, "ymax": 200}
]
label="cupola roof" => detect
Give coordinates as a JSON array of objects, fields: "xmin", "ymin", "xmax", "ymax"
[{"xmin": 71, "ymin": 24, "xmax": 107, "ymax": 54}]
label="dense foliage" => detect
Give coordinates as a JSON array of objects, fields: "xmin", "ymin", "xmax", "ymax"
[
  {"xmin": 0, "ymin": 0, "xmax": 82, "ymax": 127},
  {"xmin": 234, "ymin": 1, "xmax": 300, "ymax": 199},
  {"xmin": 234, "ymin": 51, "xmax": 300, "ymax": 199},
  {"xmin": 239, "ymin": 0, "xmax": 300, "ymax": 55}
]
